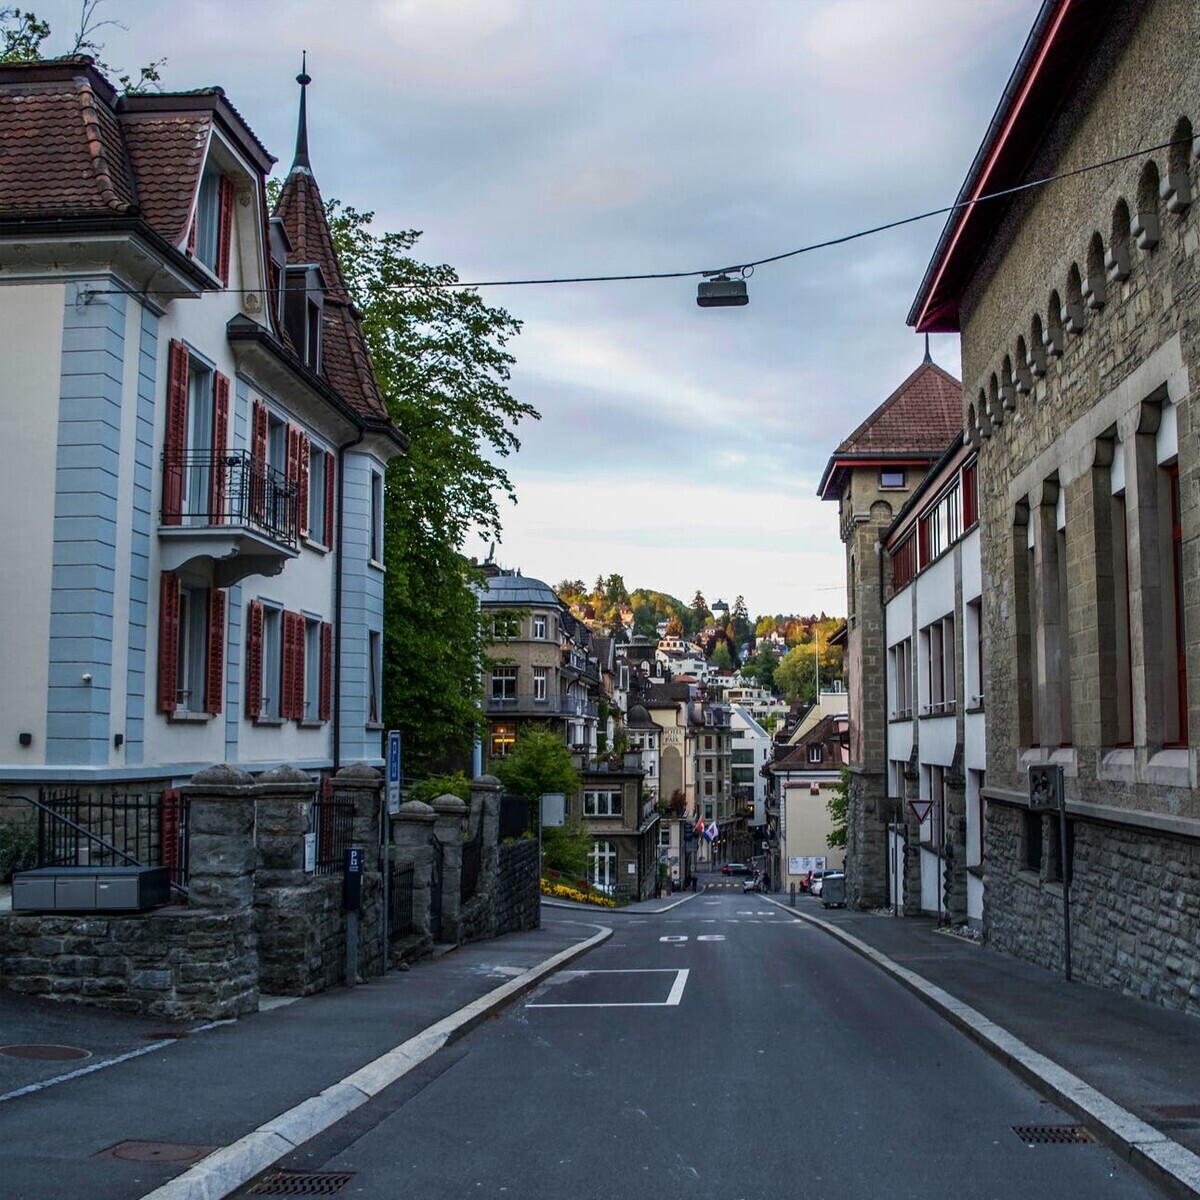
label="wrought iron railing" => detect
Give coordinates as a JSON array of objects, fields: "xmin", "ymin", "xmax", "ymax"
[
  {"xmin": 312, "ymin": 788, "xmax": 354, "ymax": 875},
  {"xmin": 161, "ymin": 448, "xmax": 298, "ymax": 549},
  {"xmin": 389, "ymin": 862, "xmax": 415, "ymax": 937}
]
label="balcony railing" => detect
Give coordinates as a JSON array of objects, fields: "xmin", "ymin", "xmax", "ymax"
[
  {"xmin": 161, "ymin": 448, "xmax": 298, "ymax": 550},
  {"xmin": 484, "ymin": 693, "xmax": 599, "ymax": 718}
]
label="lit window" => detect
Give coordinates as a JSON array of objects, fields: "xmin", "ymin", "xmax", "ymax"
[{"xmin": 491, "ymin": 723, "xmax": 515, "ymax": 758}]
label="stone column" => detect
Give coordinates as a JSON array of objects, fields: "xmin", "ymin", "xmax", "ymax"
[
  {"xmin": 181, "ymin": 765, "xmax": 257, "ymax": 910},
  {"xmin": 470, "ymin": 774, "xmax": 502, "ymax": 847},
  {"xmin": 943, "ymin": 759, "xmax": 968, "ymax": 925},
  {"xmin": 335, "ymin": 764, "xmax": 384, "ymax": 977},
  {"xmin": 903, "ymin": 759, "xmax": 922, "ymax": 916},
  {"xmin": 254, "ymin": 765, "xmax": 319, "ymax": 887},
  {"xmin": 393, "ymin": 801, "xmax": 435, "ymax": 938},
  {"xmin": 432, "ymin": 795, "xmax": 468, "ymax": 942}
]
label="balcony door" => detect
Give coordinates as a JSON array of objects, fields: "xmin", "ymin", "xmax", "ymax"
[{"xmin": 184, "ymin": 362, "xmax": 213, "ymax": 527}]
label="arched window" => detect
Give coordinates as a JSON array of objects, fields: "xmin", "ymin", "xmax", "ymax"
[
  {"xmin": 1164, "ymin": 118, "xmax": 1193, "ymax": 213},
  {"xmin": 975, "ymin": 388, "xmax": 992, "ymax": 440},
  {"xmin": 1044, "ymin": 291, "xmax": 1065, "ymax": 357},
  {"xmin": 1084, "ymin": 233, "xmax": 1107, "ymax": 309},
  {"xmin": 1108, "ymin": 199, "xmax": 1132, "ymax": 281},
  {"xmin": 589, "ymin": 840, "xmax": 617, "ymax": 892},
  {"xmin": 1133, "ymin": 161, "xmax": 1161, "ymax": 249},
  {"xmin": 1064, "ymin": 265, "xmax": 1085, "ymax": 333},
  {"xmin": 967, "ymin": 401, "xmax": 982, "ymax": 449}
]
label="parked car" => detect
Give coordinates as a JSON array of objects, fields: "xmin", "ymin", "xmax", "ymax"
[
  {"xmin": 722, "ymin": 863, "xmax": 753, "ymax": 876},
  {"xmin": 810, "ymin": 870, "xmax": 837, "ymax": 898},
  {"xmin": 742, "ymin": 874, "xmax": 761, "ymax": 893}
]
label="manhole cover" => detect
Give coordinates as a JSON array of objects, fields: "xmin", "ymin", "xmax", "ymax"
[
  {"xmin": 96, "ymin": 1141, "xmax": 216, "ymax": 1165},
  {"xmin": 249, "ymin": 1171, "xmax": 356, "ymax": 1195},
  {"xmin": 1012, "ymin": 1124, "xmax": 1093, "ymax": 1144},
  {"xmin": 0, "ymin": 1043, "xmax": 92, "ymax": 1061}
]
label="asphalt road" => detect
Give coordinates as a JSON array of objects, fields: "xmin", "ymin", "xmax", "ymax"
[{"xmin": 246, "ymin": 889, "xmax": 1162, "ymax": 1200}]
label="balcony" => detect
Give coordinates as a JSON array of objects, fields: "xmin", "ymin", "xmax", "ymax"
[
  {"xmin": 561, "ymin": 651, "xmax": 600, "ymax": 684},
  {"xmin": 484, "ymin": 693, "xmax": 599, "ymax": 719},
  {"xmin": 159, "ymin": 449, "xmax": 300, "ymax": 586}
]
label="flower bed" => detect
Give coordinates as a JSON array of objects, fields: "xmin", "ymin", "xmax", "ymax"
[{"xmin": 539, "ymin": 878, "xmax": 616, "ymax": 908}]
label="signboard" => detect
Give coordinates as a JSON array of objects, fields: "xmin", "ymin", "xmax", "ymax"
[
  {"xmin": 627, "ymin": 861, "xmax": 637, "ymax": 875},
  {"xmin": 540, "ymin": 793, "xmax": 566, "ymax": 828},
  {"xmin": 1028, "ymin": 764, "xmax": 1063, "ymax": 811},
  {"xmin": 907, "ymin": 799, "xmax": 934, "ymax": 824},
  {"xmin": 386, "ymin": 730, "xmax": 402, "ymax": 816},
  {"xmin": 788, "ymin": 855, "xmax": 827, "ymax": 874},
  {"xmin": 304, "ymin": 832, "xmax": 316, "ymax": 873}
]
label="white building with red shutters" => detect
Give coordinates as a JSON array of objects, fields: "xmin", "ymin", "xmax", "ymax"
[{"xmin": 0, "ymin": 57, "xmax": 404, "ymax": 790}]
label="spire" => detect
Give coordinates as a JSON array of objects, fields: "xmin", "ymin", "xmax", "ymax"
[
  {"xmin": 291, "ymin": 52, "xmax": 312, "ymax": 175},
  {"xmin": 922, "ymin": 332, "xmax": 932, "ymax": 364}
]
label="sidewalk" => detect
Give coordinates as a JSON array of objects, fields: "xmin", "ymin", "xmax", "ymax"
[
  {"xmin": 0, "ymin": 912, "xmax": 610, "ymax": 1200},
  {"xmin": 770, "ymin": 893, "xmax": 1200, "ymax": 1199}
]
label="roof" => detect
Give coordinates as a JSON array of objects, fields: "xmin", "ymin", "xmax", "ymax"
[
  {"xmin": 817, "ymin": 361, "xmax": 962, "ymax": 499},
  {"xmin": 626, "ymin": 704, "xmax": 658, "ymax": 730},
  {"xmin": 770, "ymin": 713, "xmax": 849, "ymax": 773},
  {"xmin": 477, "ymin": 572, "xmax": 560, "ymax": 609},
  {"xmin": 908, "ymin": 0, "xmax": 1119, "ymax": 333}
]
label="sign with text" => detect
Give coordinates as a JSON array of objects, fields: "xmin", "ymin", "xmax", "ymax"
[
  {"xmin": 788, "ymin": 855, "xmax": 827, "ymax": 875},
  {"xmin": 386, "ymin": 730, "xmax": 402, "ymax": 816}
]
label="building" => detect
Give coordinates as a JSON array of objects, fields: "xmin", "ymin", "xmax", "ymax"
[
  {"xmin": 817, "ymin": 359, "xmax": 962, "ymax": 907},
  {"xmin": 883, "ymin": 432, "xmax": 985, "ymax": 923},
  {"xmin": 909, "ymin": 0, "xmax": 1200, "ymax": 1011},
  {"xmin": 729, "ymin": 703, "xmax": 771, "ymax": 829},
  {"xmin": 576, "ymin": 754, "xmax": 658, "ymax": 901},
  {"xmin": 0, "ymin": 58, "xmax": 404, "ymax": 795}
]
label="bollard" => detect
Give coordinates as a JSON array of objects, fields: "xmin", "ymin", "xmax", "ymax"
[{"xmin": 790, "ymin": 882, "xmax": 796, "ymax": 908}]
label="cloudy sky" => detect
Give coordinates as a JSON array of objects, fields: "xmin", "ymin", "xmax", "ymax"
[{"xmin": 37, "ymin": 0, "xmax": 1039, "ymax": 617}]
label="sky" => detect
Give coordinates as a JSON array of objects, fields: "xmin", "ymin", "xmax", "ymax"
[{"xmin": 33, "ymin": 0, "xmax": 1040, "ymax": 618}]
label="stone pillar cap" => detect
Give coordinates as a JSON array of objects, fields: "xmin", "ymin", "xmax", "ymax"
[
  {"xmin": 396, "ymin": 799, "xmax": 436, "ymax": 823},
  {"xmin": 334, "ymin": 763, "xmax": 382, "ymax": 783},
  {"xmin": 432, "ymin": 794, "xmax": 469, "ymax": 814},
  {"xmin": 187, "ymin": 763, "xmax": 255, "ymax": 787},
  {"xmin": 471, "ymin": 774, "xmax": 503, "ymax": 790},
  {"xmin": 258, "ymin": 764, "xmax": 314, "ymax": 785}
]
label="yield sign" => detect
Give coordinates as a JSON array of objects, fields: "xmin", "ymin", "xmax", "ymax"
[{"xmin": 907, "ymin": 799, "xmax": 934, "ymax": 824}]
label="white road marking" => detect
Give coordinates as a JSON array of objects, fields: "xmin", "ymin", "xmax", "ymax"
[
  {"xmin": 696, "ymin": 935, "xmax": 725, "ymax": 942},
  {"xmin": 660, "ymin": 935, "xmax": 687, "ymax": 943},
  {"xmin": 528, "ymin": 969, "xmax": 690, "ymax": 1008}
]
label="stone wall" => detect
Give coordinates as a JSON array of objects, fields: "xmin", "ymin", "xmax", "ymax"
[
  {"xmin": 0, "ymin": 908, "xmax": 257, "ymax": 1020},
  {"xmin": 494, "ymin": 838, "xmax": 540, "ymax": 936},
  {"xmin": 985, "ymin": 801, "xmax": 1200, "ymax": 1014}
]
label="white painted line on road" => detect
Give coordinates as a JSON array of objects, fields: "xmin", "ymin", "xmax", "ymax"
[
  {"xmin": 527, "ymin": 968, "xmax": 689, "ymax": 1008},
  {"xmin": 696, "ymin": 935, "xmax": 725, "ymax": 942},
  {"xmin": 135, "ymin": 926, "xmax": 613, "ymax": 1200},
  {"xmin": 659, "ymin": 935, "xmax": 688, "ymax": 943}
]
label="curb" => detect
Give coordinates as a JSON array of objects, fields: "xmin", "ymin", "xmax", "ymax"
[
  {"xmin": 543, "ymin": 892, "xmax": 699, "ymax": 915},
  {"xmin": 136, "ymin": 924, "xmax": 613, "ymax": 1200},
  {"xmin": 767, "ymin": 897, "xmax": 1200, "ymax": 1200}
]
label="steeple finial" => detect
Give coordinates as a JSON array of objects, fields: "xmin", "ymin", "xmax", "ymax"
[
  {"xmin": 292, "ymin": 52, "xmax": 312, "ymax": 174},
  {"xmin": 922, "ymin": 333, "xmax": 932, "ymax": 364}
]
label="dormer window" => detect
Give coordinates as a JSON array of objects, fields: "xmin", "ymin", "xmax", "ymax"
[
  {"xmin": 284, "ymin": 265, "xmax": 324, "ymax": 373},
  {"xmin": 190, "ymin": 163, "xmax": 234, "ymax": 284}
]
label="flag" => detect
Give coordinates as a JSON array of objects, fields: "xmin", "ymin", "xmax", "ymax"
[
  {"xmin": 705, "ymin": 821, "xmax": 718, "ymax": 842},
  {"xmin": 695, "ymin": 814, "xmax": 706, "ymax": 836}
]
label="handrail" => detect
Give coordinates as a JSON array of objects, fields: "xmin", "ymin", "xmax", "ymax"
[{"xmin": 5, "ymin": 792, "xmax": 189, "ymax": 898}]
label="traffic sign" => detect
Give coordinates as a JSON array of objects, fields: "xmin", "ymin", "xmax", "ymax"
[
  {"xmin": 386, "ymin": 730, "xmax": 401, "ymax": 815},
  {"xmin": 907, "ymin": 799, "xmax": 934, "ymax": 824}
]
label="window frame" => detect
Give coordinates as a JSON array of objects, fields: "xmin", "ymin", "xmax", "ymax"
[
  {"xmin": 583, "ymin": 789, "xmax": 623, "ymax": 818},
  {"xmin": 490, "ymin": 664, "xmax": 517, "ymax": 701}
]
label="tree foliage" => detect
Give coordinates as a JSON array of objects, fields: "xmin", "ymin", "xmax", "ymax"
[
  {"xmin": 326, "ymin": 202, "xmax": 536, "ymax": 771},
  {"xmin": 493, "ymin": 727, "xmax": 580, "ymax": 809},
  {"xmin": 827, "ymin": 767, "xmax": 850, "ymax": 849}
]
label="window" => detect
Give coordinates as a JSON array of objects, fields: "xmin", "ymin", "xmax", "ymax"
[
  {"xmin": 962, "ymin": 459, "xmax": 979, "ymax": 529},
  {"xmin": 891, "ymin": 533, "xmax": 917, "ymax": 591},
  {"xmin": 918, "ymin": 479, "xmax": 962, "ymax": 567},
  {"xmin": 370, "ymin": 471, "xmax": 384, "ymax": 564},
  {"xmin": 174, "ymin": 584, "xmax": 209, "ymax": 713},
  {"xmin": 533, "ymin": 614, "xmax": 547, "ymax": 639},
  {"xmin": 890, "ymin": 638, "xmax": 913, "ymax": 717},
  {"xmin": 704, "ymin": 735, "xmax": 712, "ymax": 750},
  {"xmin": 966, "ymin": 769, "xmax": 985, "ymax": 868},
  {"xmin": 532, "ymin": 666, "xmax": 548, "ymax": 702},
  {"xmin": 880, "ymin": 468, "xmax": 906, "ymax": 489},
  {"xmin": 261, "ymin": 605, "xmax": 282, "ymax": 720},
  {"xmin": 922, "ymin": 766, "xmax": 945, "ymax": 848},
  {"xmin": 490, "ymin": 665, "xmax": 517, "ymax": 701},
  {"xmin": 1056, "ymin": 495, "xmax": 1072, "ymax": 745},
  {"xmin": 491, "ymin": 723, "xmax": 515, "ymax": 758},
  {"xmin": 965, "ymin": 599, "xmax": 983, "ymax": 708},
  {"xmin": 193, "ymin": 165, "xmax": 222, "ymax": 272},
  {"xmin": 304, "ymin": 618, "xmax": 321, "ymax": 721},
  {"xmin": 584, "ymin": 790, "xmax": 623, "ymax": 817},
  {"xmin": 308, "ymin": 444, "xmax": 328, "ymax": 545},
  {"xmin": 921, "ymin": 615, "xmax": 955, "ymax": 713},
  {"xmin": 368, "ymin": 630, "xmax": 382, "ymax": 726},
  {"xmin": 1111, "ymin": 482, "xmax": 1133, "ymax": 745},
  {"xmin": 305, "ymin": 299, "xmax": 322, "ymax": 372},
  {"xmin": 491, "ymin": 614, "xmax": 520, "ymax": 639},
  {"xmin": 807, "ymin": 744, "xmax": 822, "ymax": 764},
  {"xmin": 589, "ymin": 840, "xmax": 617, "ymax": 891},
  {"xmin": 704, "ymin": 780, "xmax": 713, "ymax": 796},
  {"xmin": 1023, "ymin": 810, "xmax": 1044, "ymax": 873},
  {"xmin": 161, "ymin": 343, "xmax": 230, "ymax": 527}
]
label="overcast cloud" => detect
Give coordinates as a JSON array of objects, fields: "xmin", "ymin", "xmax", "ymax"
[{"xmin": 36, "ymin": 0, "xmax": 1039, "ymax": 616}]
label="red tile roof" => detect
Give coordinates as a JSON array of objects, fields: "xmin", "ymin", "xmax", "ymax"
[{"xmin": 121, "ymin": 114, "xmax": 209, "ymax": 246}]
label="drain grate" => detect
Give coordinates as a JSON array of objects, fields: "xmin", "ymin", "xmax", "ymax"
[
  {"xmin": 249, "ymin": 1171, "xmax": 356, "ymax": 1196},
  {"xmin": 1012, "ymin": 1124, "xmax": 1093, "ymax": 1144}
]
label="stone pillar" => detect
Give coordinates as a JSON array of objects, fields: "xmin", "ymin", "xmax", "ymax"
[
  {"xmin": 433, "ymin": 795, "xmax": 468, "ymax": 942},
  {"xmin": 470, "ymin": 774, "xmax": 502, "ymax": 847},
  {"xmin": 903, "ymin": 760, "xmax": 922, "ymax": 917},
  {"xmin": 254, "ymin": 765, "xmax": 318, "ymax": 887},
  {"xmin": 943, "ymin": 760, "xmax": 968, "ymax": 924},
  {"xmin": 393, "ymin": 801, "xmax": 435, "ymax": 938},
  {"xmin": 181, "ymin": 765, "xmax": 257, "ymax": 910},
  {"xmin": 335, "ymin": 764, "xmax": 384, "ymax": 976}
]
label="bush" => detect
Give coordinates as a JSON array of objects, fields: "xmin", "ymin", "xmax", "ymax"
[
  {"xmin": 406, "ymin": 771, "xmax": 471, "ymax": 806},
  {"xmin": 0, "ymin": 824, "xmax": 37, "ymax": 883}
]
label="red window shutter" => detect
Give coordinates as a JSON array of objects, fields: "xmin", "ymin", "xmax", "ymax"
[
  {"xmin": 216, "ymin": 175, "xmax": 235, "ymax": 285},
  {"xmin": 210, "ymin": 372, "xmax": 230, "ymax": 523},
  {"xmin": 294, "ymin": 613, "xmax": 307, "ymax": 720},
  {"xmin": 161, "ymin": 788, "xmax": 181, "ymax": 878},
  {"xmin": 324, "ymin": 453, "xmax": 336, "ymax": 548},
  {"xmin": 157, "ymin": 572, "xmax": 181, "ymax": 712},
  {"xmin": 251, "ymin": 402, "xmax": 269, "ymax": 522},
  {"xmin": 245, "ymin": 600, "xmax": 264, "ymax": 720},
  {"xmin": 319, "ymin": 620, "xmax": 333, "ymax": 722},
  {"xmin": 297, "ymin": 433, "xmax": 310, "ymax": 537},
  {"xmin": 204, "ymin": 588, "xmax": 226, "ymax": 716},
  {"xmin": 162, "ymin": 340, "xmax": 190, "ymax": 525},
  {"xmin": 286, "ymin": 426, "xmax": 301, "ymax": 541}
]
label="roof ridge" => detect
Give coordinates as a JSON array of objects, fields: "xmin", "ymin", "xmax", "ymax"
[{"xmin": 833, "ymin": 360, "xmax": 961, "ymax": 455}]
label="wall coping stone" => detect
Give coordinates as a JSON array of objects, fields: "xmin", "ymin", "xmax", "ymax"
[
  {"xmin": 471, "ymin": 774, "xmax": 502, "ymax": 790},
  {"xmin": 189, "ymin": 764, "xmax": 255, "ymax": 787},
  {"xmin": 396, "ymin": 800, "xmax": 435, "ymax": 823},
  {"xmin": 984, "ymin": 786, "xmax": 1200, "ymax": 841},
  {"xmin": 257, "ymin": 765, "xmax": 314, "ymax": 785},
  {"xmin": 432, "ymin": 795, "xmax": 469, "ymax": 815},
  {"xmin": 334, "ymin": 763, "xmax": 382, "ymax": 783}
]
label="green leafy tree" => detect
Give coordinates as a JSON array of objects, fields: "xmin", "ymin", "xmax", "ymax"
[
  {"xmin": 493, "ymin": 727, "xmax": 580, "ymax": 815},
  {"xmin": 326, "ymin": 202, "xmax": 535, "ymax": 771},
  {"xmin": 541, "ymin": 820, "xmax": 593, "ymax": 878},
  {"xmin": 827, "ymin": 767, "xmax": 850, "ymax": 849},
  {"xmin": 1, "ymin": 6, "xmax": 49, "ymax": 59},
  {"xmin": 755, "ymin": 615, "xmax": 778, "ymax": 637},
  {"xmin": 730, "ymin": 595, "xmax": 752, "ymax": 644},
  {"xmin": 710, "ymin": 641, "xmax": 734, "ymax": 671},
  {"xmin": 406, "ymin": 771, "xmax": 471, "ymax": 805},
  {"xmin": 775, "ymin": 644, "xmax": 818, "ymax": 703},
  {"xmin": 743, "ymin": 643, "xmax": 778, "ymax": 690}
]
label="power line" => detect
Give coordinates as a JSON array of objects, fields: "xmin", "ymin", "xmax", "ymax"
[{"xmin": 87, "ymin": 136, "xmax": 1187, "ymax": 299}]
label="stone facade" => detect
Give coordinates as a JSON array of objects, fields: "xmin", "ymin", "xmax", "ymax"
[
  {"xmin": 494, "ymin": 838, "xmax": 541, "ymax": 936},
  {"xmin": 913, "ymin": 0, "xmax": 1200, "ymax": 1009}
]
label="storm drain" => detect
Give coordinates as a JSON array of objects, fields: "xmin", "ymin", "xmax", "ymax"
[
  {"xmin": 1012, "ymin": 1124, "xmax": 1093, "ymax": 1144},
  {"xmin": 248, "ymin": 1171, "xmax": 356, "ymax": 1196}
]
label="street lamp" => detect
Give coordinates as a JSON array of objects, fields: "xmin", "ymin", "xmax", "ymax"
[{"xmin": 697, "ymin": 272, "xmax": 749, "ymax": 307}]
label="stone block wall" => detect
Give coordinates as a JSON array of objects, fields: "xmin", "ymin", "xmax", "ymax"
[
  {"xmin": 0, "ymin": 908, "xmax": 257, "ymax": 1020},
  {"xmin": 494, "ymin": 838, "xmax": 540, "ymax": 936},
  {"xmin": 985, "ymin": 801, "xmax": 1200, "ymax": 1015}
]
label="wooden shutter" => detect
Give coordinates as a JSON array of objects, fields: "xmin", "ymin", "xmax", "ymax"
[
  {"xmin": 210, "ymin": 372, "xmax": 230, "ymax": 523},
  {"xmin": 286, "ymin": 426, "xmax": 301, "ymax": 541},
  {"xmin": 161, "ymin": 789, "xmax": 182, "ymax": 880},
  {"xmin": 250, "ymin": 402, "xmax": 269, "ymax": 522},
  {"xmin": 293, "ymin": 613, "xmax": 307, "ymax": 720},
  {"xmin": 319, "ymin": 620, "xmax": 333, "ymax": 722},
  {"xmin": 245, "ymin": 600, "xmax": 264, "ymax": 720},
  {"xmin": 216, "ymin": 175, "xmax": 235, "ymax": 285},
  {"xmin": 162, "ymin": 340, "xmax": 190, "ymax": 525},
  {"xmin": 204, "ymin": 588, "xmax": 226, "ymax": 715},
  {"xmin": 324, "ymin": 453, "xmax": 336, "ymax": 548},
  {"xmin": 297, "ymin": 434, "xmax": 311, "ymax": 537},
  {"xmin": 157, "ymin": 572, "xmax": 181, "ymax": 712},
  {"xmin": 280, "ymin": 610, "xmax": 303, "ymax": 720}
]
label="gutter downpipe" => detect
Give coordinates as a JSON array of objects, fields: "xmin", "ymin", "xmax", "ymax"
[
  {"xmin": 878, "ymin": 532, "xmax": 901, "ymax": 916},
  {"xmin": 333, "ymin": 426, "xmax": 366, "ymax": 773}
]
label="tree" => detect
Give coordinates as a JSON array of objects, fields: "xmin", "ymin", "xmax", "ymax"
[
  {"xmin": 743, "ymin": 643, "xmax": 778, "ymax": 690},
  {"xmin": 827, "ymin": 767, "xmax": 850, "ymax": 849},
  {"xmin": 730, "ymin": 595, "xmax": 752, "ymax": 644},
  {"xmin": 327, "ymin": 202, "xmax": 536, "ymax": 773},
  {"xmin": 756, "ymin": 615, "xmax": 778, "ymax": 637},
  {"xmin": 710, "ymin": 642, "xmax": 734, "ymax": 671},
  {"xmin": 664, "ymin": 616, "xmax": 684, "ymax": 638},
  {"xmin": 775, "ymin": 644, "xmax": 818, "ymax": 702},
  {"xmin": 492, "ymin": 727, "xmax": 580, "ymax": 813},
  {"xmin": 541, "ymin": 819, "xmax": 594, "ymax": 878}
]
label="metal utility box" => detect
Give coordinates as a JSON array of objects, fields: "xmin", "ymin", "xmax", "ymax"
[
  {"xmin": 821, "ymin": 874, "xmax": 847, "ymax": 908},
  {"xmin": 12, "ymin": 866, "xmax": 171, "ymax": 912}
]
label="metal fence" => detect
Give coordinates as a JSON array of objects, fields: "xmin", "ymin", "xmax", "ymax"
[
  {"xmin": 34, "ymin": 786, "xmax": 190, "ymax": 889},
  {"xmin": 389, "ymin": 862, "xmax": 415, "ymax": 937},
  {"xmin": 461, "ymin": 833, "xmax": 482, "ymax": 901},
  {"xmin": 312, "ymin": 788, "xmax": 355, "ymax": 875}
]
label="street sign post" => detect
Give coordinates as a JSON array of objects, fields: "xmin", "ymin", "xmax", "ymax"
[
  {"xmin": 538, "ymin": 793, "xmax": 567, "ymax": 883},
  {"xmin": 382, "ymin": 730, "xmax": 401, "ymax": 976},
  {"xmin": 907, "ymin": 799, "xmax": 934, "ymax": 824},
  {"xmin": 386, "ymin": 730, "xmax": 402, "ymax": 816}
]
